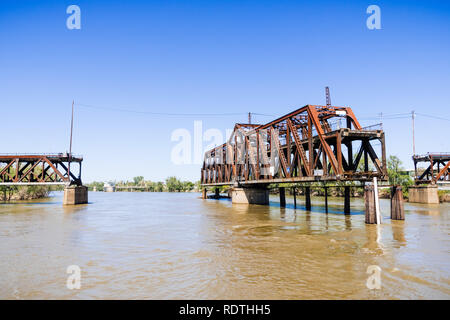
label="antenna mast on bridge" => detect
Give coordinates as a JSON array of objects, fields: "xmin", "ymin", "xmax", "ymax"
[{"xmin": 325, "ymin": 86, "xmax": 331, "ymax": 107}]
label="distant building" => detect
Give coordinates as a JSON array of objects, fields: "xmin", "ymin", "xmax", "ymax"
[{"xmin": 104, "ymin": 182, "xmax": 115, "ymax": 192}]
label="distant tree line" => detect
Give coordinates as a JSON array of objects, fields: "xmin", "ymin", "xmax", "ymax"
[
  {"xmin": 84, "ymin": 156, "xmax": 415, "ymax": 198},
  {"xmin": 86, "ymin": 176, "xmax": 200, "ymax": 193}
]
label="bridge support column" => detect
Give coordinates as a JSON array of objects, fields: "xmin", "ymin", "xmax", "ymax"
[
  {"xmin": 305, "ymin": 186, "xmax": 311, "ymax": 211},
  {"xmin": 293, "ymin": 187, "xmax": 297, "ymax": 209},
  {"xmin": 324, "ymin": 187, "xmax": 328, "ymax": 213},
  {"xmin": 408, "ymin": 185, "xmax": 439, "ymax": 204},
  {"xmin": 279, "ymin": 187, "xmax": 286, "ymax": 207},
  {"xmin": 344, "ymin": 186, "xmax": 350, "ymax": 214},
  {"xmin": 202, "ymin": 188, "xmax": 207, "ymax": 199},
  {"xmin": 364, "ymin": 185, "xmax": 376, "ymax": 224},
  {"xmin": 391, "ymin": 186, "xmax": 405, "ymax": 220},
  {"xmin": 215, "ymin": 188, "xmax": 220, "ymax": 199},
  {"xmin": 231, "ymin": 187, "xmax": 269, "ymax": 205},
  {"xmin": 63, "ymin": 185, "xmax": 88, "ymax": 205}
]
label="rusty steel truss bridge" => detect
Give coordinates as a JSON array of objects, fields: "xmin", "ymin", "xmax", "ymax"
[
  {"xmin": 0, "ymin": 154, "xmax": 83, "ymax": 186},
  {"xmin": 413, "ymin": 153, "xmax": 450, "ymax": 184},
  {"xmin": 201, "ymin": 104, "xmax": 387, "ymax": 186}
]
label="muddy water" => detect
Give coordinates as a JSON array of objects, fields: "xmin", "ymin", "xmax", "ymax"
[{"xmin": 0, "ymin": 192, "xmax": 448, "ymax": 299}]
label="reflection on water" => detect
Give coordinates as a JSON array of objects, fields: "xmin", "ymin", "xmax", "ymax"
[{"xmin": 0, "ymin": 192, "xmax": 449, "ymax": 299}]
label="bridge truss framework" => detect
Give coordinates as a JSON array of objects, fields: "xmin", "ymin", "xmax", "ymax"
[
  {"xmin": 201, "ymin": 105, "xmax": 387, "ymax": 186},
  {"xmin": 0, "ymin": 154, "xmax": 83, "ymax": 186},
  {"xmin": 413, "ymin": 153, "xmax": 450, "ymax": 185}
]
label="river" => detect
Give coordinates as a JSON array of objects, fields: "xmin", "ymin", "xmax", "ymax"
[{"xmin": 0, "ymin": 191, "xmax": 449, "ymax": 299}]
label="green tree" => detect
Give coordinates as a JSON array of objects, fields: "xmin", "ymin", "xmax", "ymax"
[
  {"xmin": 182, "ymin": 181, "xmax": 194, "ymax": 192},
  {"xmin": 166, "ymin": 176, "xmax": 183, "ymax": 192},
  {"xmin": 155, "ymin": 181, "xmax": 164, "ymax": 192},
  {"xmin": 387, "ymin": 155, "xmax": 413, "ymax": 197},
  {"xmin": 87, "ymin": 181, "xmax": 104, "ymax": 191},
  {"xmin": 388, "ymin": 155, "xmax": 404, "ymax": 185},
  {"xmin": 133, "ymin": 176, "xmax": 144, "ymax": 186}
]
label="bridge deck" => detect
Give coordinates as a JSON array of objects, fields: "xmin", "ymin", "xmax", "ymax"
[{"xmin": 0, "ymin": 154, "xmax": 83, "ymax": 163}]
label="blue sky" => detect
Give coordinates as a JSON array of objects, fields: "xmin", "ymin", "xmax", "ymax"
[{"xmin": 1, "ymin": 0, "xmax": 449, "ymax": 182}]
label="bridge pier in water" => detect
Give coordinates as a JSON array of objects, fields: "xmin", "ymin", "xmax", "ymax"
[
  {"xmin": 408, "ymin": 185, "xmax": 439, "ymax": 204},
  {"xmin": 63, "ymin": 185, "xmax": 88, "ymax": 205},
  {"xmin": 230, "ymin": 187, "xmax": 269, "ymax": 205},
  {"xmin": 293, "ymin": 187, "xmax": 297, "ymax": 209},
  {"xmin": 344, "ymin": 186, "xmax": 351, "ymax": 214},
  {"xmin": 279, "ymin": 187, "xmax": 286, "ymax": 207},
  {"xmin": 305, "ymin": 187, "xmax": 311, "ymax": 211},
  {"xmin": 364, "ymin": 185, "xmax": 377, "ymax": 224},
  {"xmin": 391, "ymin": 186, "xmax": 405, "ymax": 220}
]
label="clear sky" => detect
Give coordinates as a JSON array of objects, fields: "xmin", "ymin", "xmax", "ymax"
[{"xmin": 1, "ymin": 0, "xmax": 449, "ymax": 182}]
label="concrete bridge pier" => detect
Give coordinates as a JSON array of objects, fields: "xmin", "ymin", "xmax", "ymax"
[
  {"xmin": 408, "ymin": 185, "xmax": 439, "ymax": 204},
  {"xmin": 231, "ymin": 186, "xmax": 269, "ymax": 205},
  {"xmin": 63, "ymin": 185, "xmax": 88, "ymax": 205}
]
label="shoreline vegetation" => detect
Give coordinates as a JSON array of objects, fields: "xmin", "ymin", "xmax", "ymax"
[
  {"xmin": 87, "ymin": 176, "xmax": 201, "ymax": 193},
  {"xmin": 0, "ymin": 185, "xmax": 61, "ymax": 201}
]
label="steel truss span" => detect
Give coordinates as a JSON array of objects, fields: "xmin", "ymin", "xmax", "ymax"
[
  {"xmin": 0, "ymin": 154, "xmax": 83, "ymax": 186},
  {"xmin": 413, "ymin": 153, "xmax": 450, "ymax": 184},
  {"xmin": 201, "ymin": 105, "xmax": 387, "ymax": 186}
]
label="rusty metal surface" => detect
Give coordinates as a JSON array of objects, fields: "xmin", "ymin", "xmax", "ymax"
[
  {"xmin": 201, "ymin": 104, "xmax": 387, "ymax": 186},
  {"xmin": 0, "ymin": 154, "xmax": 83, "ymax": 186},
  {"xmin": 413, "ymin": 153, "xmax": 450, "ymax": 184}
]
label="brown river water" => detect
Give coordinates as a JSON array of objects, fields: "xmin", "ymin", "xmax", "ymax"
[{"xmin": 0, "ymin": 191, "xmax": 449, "ymax": 299}]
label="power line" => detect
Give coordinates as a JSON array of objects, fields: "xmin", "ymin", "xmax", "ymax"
[
  {"xmin": 76, "ymin": 103, "xmax": 248, "ymax": 117},
  {"xmin": 75, "ymin": 102, "xmax": 450, "ymax": 123},
  {"xmin": 415, "ymin": 112, "xmax": 450, "ymax": 122},
  {"xmin": 75, "ymin": 102, "xmax": 277, "ymax": 119}
]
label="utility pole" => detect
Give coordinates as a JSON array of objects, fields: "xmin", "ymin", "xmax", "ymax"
[
  {"xmin": 248, "ymin": 112, "xmax": 251, "ymax": 124},
  {"xmin": 68, "ymin": 100, "xmax": 74, "ymax": 184},
  {"xmin": 379, "ymin": 112, "xmax": 383, "ymax": 130},
  {"xmin": 412, "ymin": 110, "xmax": 415, "ymax": 156}
]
